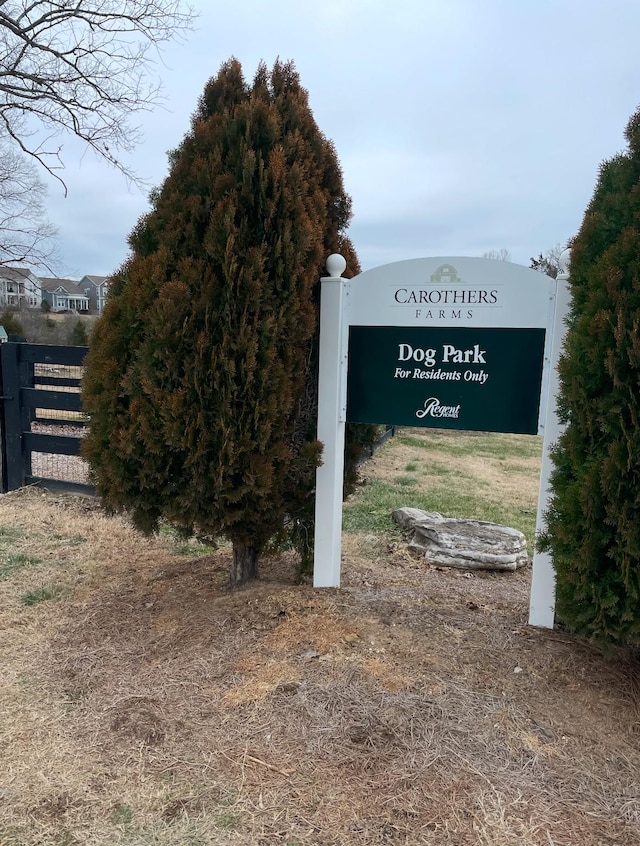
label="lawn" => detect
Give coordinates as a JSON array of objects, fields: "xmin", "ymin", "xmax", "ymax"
[{"xmin": 0, "ymin": 429, "xmax": 639, "ymax": 845}]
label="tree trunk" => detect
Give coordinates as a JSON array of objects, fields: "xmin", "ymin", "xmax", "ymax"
[{"xmin": 231, "ymin": 542, "xmax": 259, "ymax": 584}]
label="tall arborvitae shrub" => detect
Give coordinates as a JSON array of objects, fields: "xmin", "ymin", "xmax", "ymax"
[
  {"xmin": 539, "ymin": 106, "xmax": 640, "ymax": 642},
  {"xmin": 82, "ymin": 59, "xmax": 367, "ymax": 582}
]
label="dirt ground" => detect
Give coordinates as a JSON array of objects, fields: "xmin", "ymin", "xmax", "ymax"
[{"xmin": 1, "ymin": 437, "xmax": 639, "ymax": 845}]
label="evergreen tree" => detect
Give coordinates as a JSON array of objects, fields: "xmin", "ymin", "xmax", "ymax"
[
  {"xmin": 69, "ymin": 319, "xmax": 89, "ymax": 346},
  {"xmin": 539, "ymin": 106, "xmax": 640, "ymax": 642},
  {"xmin": 82, "ymin": 58, "xmax": 365, "ymax": 582},
  {"xmin": 529, "ymin": 244, "xmax": 564, "ymax": 279}
]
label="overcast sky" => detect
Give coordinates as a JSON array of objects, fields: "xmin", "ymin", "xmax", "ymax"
[{"xmin": 41, "ymin": 0, "xmax": 640, "ymax": 278}]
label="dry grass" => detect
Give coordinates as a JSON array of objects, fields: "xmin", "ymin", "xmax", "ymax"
[{"xmin": 1, "ymin": 433, "xmax": 639, "ymax": 845}]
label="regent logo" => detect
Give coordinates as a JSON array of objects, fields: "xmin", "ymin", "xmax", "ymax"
[{"xmin": 416, "ymin": 397, "xmax": 461, "ymax": 420}]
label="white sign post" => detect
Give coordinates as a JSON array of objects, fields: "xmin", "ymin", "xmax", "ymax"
[
  {"xmin": 314, "ymin": 254, "xmax": 349, "ymax": 587},
  {"xmin": 528, "ymin": 251, "xmax": 571, "ymax": 628},
  {"xmin": 314, "ymin": 252, "xmax": 569, "ymax": 629}
]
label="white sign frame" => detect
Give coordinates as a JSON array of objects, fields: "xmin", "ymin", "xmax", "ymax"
[{"xmin": 313, "ymin": 253, "xmax": 570, "ymax": 630}]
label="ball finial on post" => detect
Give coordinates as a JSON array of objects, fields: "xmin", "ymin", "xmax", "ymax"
[
  {"xmin": 558, "ymin": 248, "xmax": 571, "ymax": 279},
  {"xmin": 325, "ymin": 254, "xmax": 347, "ymax": 278}
]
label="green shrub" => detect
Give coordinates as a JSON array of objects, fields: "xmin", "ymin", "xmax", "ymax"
[
  {"xmin": 539, "ymin": 105, "xmax": 640, "ymax": 642},
  {"xmin": 68, "ymin": 318, "xmax": 89, "ymax": 346},
  {"xmin": 0, "ymin": 309, "xmax": 24, "ymax": 337}
]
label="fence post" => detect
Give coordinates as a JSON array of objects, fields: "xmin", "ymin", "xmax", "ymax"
[{"xmin": 0, "ymin": 343, "xmax": 25, "ymax": 491}]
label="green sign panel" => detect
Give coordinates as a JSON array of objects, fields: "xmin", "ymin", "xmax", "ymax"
[{"xmin": 346, "ymin": 326, "xmax": 546, "ymax": 434}]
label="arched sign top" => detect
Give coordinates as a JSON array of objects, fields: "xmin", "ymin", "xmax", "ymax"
[{"xmin": 343, "ymin": 256, "xmax": 555, "ymax": 329}]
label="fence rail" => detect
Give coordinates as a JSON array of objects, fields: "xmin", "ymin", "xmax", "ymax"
[{"xmin": 0, "ymin": 342, "xmax": 92, "ymax": 495}]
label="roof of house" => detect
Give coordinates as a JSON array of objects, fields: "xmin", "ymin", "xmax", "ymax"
[
  {"xmin": 81, "ymin": 275, "xmax": 109, "ymax": 286},
  {"xmin": 39, "ymin": 277, "xmax": 85, "ymax": 296},
  {"xmin": 0, "ymin": 266, "xmax": 36, "ymax": 283}
]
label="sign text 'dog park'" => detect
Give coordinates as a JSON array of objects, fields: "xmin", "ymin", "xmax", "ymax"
[{"xmin": 346, "ymin": 326, "xmax": 546, "ymax": 434}]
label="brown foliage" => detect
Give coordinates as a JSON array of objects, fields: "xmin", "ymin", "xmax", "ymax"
[{"xmin": 82, "ymin": 59, "xmax": 364, "ymax": 580}]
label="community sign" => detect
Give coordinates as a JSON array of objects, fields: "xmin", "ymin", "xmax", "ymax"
[{"xmin": 313, "ymin": 255, "xmax": 559, "ymax": 591}]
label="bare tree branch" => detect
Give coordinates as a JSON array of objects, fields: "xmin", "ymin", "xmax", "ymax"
[
  {"xmin": 0, "ymin": 0, "xmax": 195, "ymax": 185},
  {"xmin": 0, "ymin": 141, "xmax": 59, "ymax": 269},
  {"xmin": 0, "ymin": 0, "xmax": 195, "ymax": 268},
  {"xmin": 482, "ymin": 247, "xmax": 512, "ymax": 262}
]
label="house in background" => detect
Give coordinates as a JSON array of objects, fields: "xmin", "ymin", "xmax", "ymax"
[
  {"xmin": 40, "ymin": 277, "xmax": 90, "ymax": 313},
  {"xmin": 0, "ymin": 267, "xmax": 43, "ymax": 309},
  {"xmin": 0, "ymin": 268, "xmax": 109, "ymax": 314},
  {"xmin": 79, "ymin": 275, "xmax": 110, "ymax": 314}
]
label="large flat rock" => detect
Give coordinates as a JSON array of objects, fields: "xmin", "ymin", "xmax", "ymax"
[{"xmin": 392, "ymin": 507, "xmax": 528, "ymax": 572}]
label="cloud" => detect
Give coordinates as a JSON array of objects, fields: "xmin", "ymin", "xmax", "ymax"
[{"xmin": 22, "ymin": 0, "xmax": 640, "ymax": 276}]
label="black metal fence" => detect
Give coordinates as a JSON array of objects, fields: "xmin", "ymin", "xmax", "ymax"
[
  {"xmin": 0, "ymin": 341, "xmax": 397, "ymax": 498},
  {"xmin": 0, "ymin": 342, "xmax": 93, "ymax": 495}
]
